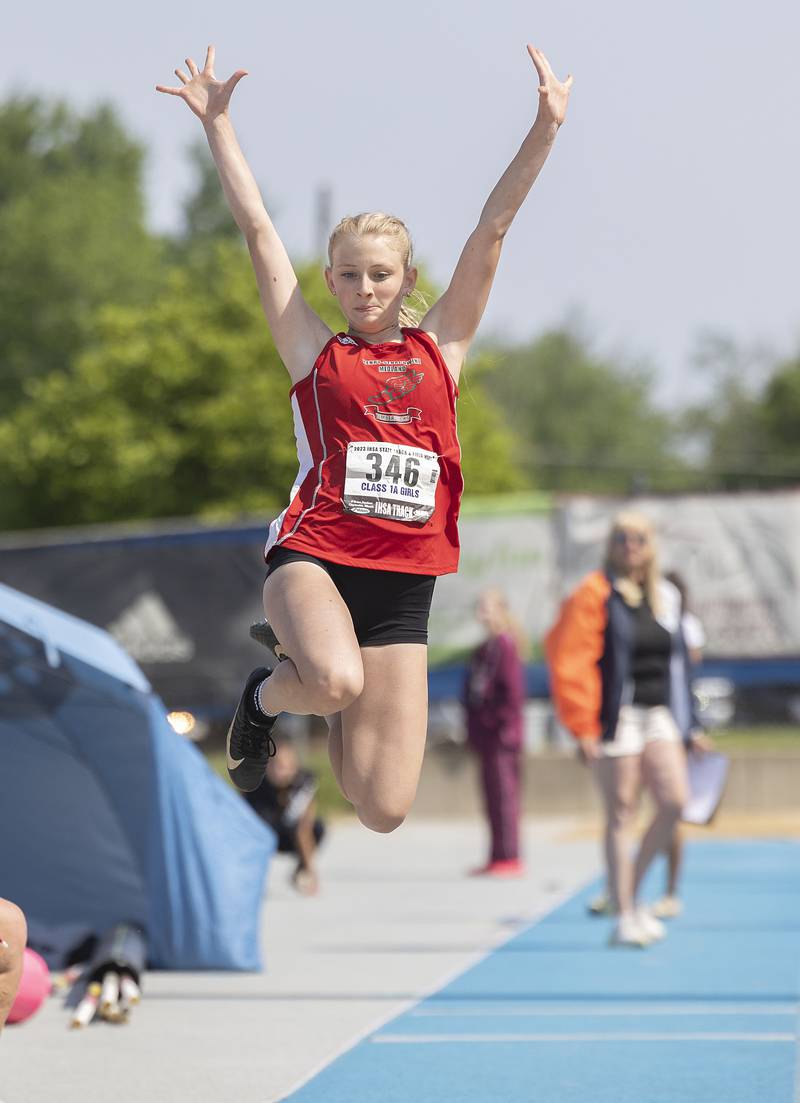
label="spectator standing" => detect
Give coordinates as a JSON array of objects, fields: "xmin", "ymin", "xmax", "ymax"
[
  {"xmin": 464, "ymin": 589, "xmax": 526, "ymax": 877},
  {"xmin": 546, "ymin": 512, "xmax": 702, "ymax": 946},
  {"xmin": 651, "ymin": 571, "xmax": 713, "ymax": 918}
]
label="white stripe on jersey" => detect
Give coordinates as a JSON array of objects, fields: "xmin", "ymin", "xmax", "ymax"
[{"xmin": 265, "ymin": 370, "xmax": 328, "ymax": 557}]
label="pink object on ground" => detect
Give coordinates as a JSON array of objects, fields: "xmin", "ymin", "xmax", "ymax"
[
  {"xmin": 8, "ymin": 948, "xmax": 50, "ymax": 1024},
  {"xmin": 469, "ymin": 859, "xmax": 526, "ymax": 878}
]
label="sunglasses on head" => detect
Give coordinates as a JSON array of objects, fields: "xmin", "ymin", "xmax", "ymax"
[{"xmin": 613, "ymin": 530, "xmax": 648, "ymax": 547}]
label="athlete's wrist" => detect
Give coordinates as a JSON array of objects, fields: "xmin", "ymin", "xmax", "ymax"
[
  {"xmin": 203, "ymin": 112, "xmax": 233, "ymax": 139},
  {"xmin": 532, "ymin": 114, "xmax": 560, "ymax": 144}
]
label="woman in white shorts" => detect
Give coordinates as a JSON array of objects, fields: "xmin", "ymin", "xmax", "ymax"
[{"xmin": 546, "ymin": 512, "xmax": 702, "ymax": 947}]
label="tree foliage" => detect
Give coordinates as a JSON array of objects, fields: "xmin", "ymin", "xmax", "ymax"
[
  {"xmin": 2, "ymin": 93, "xmax": 796, "ymax": 533},
  {"xmin": 0, "ymin": 230, "xmax": 525, "ymax": 528},
  {"xmin": 480, "ymin": 329, "xmax": 681, "ymax": 493},
  {"xmin": 0, "ymin": 246, "xmax": 330, "ymax": 527},
  {"xmin": 0, "ymin": 93, "xmax": 528, "ymax": 530},
  {"xmin": 677, "ymin": 334, "xmax": 800, "ymax": 490},
  {"xmin": 0, "ymin": 98, "xmax": 161, "ymax": 410},
  {"xmin": 760, "ymin": 354, "xmax": 800, "ymax": 473},
  {"xmin": 180, "ymin": 141, "xmax": 240, "ymax": 244}
]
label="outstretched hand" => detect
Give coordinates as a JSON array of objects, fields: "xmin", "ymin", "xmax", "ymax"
[
  {"xmin": 156, "ymin": 46, "xmax": 247, "ymax": 125},
  {"xmin": 527, "ymin": 45, "xmax": 573, "ymax": 128}
]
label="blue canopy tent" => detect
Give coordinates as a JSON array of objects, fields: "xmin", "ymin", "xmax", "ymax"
[{"xmin": 0, "ymin": 582, "xmax": 275, "ymax": 970}]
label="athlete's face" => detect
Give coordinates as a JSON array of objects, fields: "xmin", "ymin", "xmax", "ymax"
[{"xmin": 326, "ymin": 234, "xmax": 417, "ymax": 336}]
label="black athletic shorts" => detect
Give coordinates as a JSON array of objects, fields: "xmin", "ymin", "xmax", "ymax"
[{"xmin": 265, "ymin": 547, "xmax": 436, "ymax": 647}]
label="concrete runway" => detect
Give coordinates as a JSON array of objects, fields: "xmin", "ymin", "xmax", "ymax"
[{"xmin": 0, "ymin": 817, "xmax": 598, "ymax": 1103}]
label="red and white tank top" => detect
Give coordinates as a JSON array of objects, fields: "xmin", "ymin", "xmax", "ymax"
[{"xmin": 265, "ymin": 328, "xmax": 463, "ymax": 575}]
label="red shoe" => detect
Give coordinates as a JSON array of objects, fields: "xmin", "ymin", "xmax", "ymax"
[{"xmin": 469, "ymin": 859, "xmax": 525, "ymax": 878}]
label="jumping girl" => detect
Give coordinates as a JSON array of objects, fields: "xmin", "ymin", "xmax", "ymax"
[{"xmin": 156, "ymin": 43, "xmax": 572, "ymax": 832}]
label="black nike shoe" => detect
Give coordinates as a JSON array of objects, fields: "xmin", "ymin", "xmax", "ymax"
[
  {"xmin": 226, "ymin": 667, "xmax": 278, "ymax": 792},
  {"xmin": 249, "ymin": 619, "xmax": 288, "ymax": 667}
]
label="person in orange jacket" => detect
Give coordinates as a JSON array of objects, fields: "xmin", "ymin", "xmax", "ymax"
[{"xmin": 546, "ymin": 511, "xmax": 701, "ymax": 947}]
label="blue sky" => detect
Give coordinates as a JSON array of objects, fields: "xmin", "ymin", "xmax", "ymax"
[{"xmin": 8, "ymin": 0, "xmax": 800, "ymax": 405}]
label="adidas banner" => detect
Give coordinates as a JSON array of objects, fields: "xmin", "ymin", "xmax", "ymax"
[{"xmin": 0, "ymin": 522, "xmax": 268, "ymax": 717}]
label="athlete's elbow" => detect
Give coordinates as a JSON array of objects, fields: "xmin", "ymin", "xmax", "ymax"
[
  {"xmin": 244, "ymin": 218, "xmax": 273, "ymax": 250},
  {"xmin": 474, "ymin": 214, "xmax": 510, "ymax": 247}
]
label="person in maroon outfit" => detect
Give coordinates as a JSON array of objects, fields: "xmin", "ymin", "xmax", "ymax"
[{"xmin": 463, "ymin": 589, "xmax": 526, "ymax": 876}]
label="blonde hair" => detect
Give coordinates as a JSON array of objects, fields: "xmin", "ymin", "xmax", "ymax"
[
  {"xmin": 327, "ymin": 212, "xmax": 428, "ymax": 328},
  {"xmin": 603, "ymin": 510, "xmax": 662, "ymax": 615},
  {"xmin": 479, "ymin": 587, "xmax": 528, "ymax": 657}
]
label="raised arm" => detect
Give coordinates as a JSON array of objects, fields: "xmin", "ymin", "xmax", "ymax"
[
  {"xmin": 422, "ymin": 46, "xmax": 572, "ymax": 383},
  {"xmin": 156, "ymin": 47, "xmax": 331, "ymax": 383}
]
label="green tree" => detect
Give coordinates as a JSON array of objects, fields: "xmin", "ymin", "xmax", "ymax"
[
  {"xmin": 759, "ymin": 351, "xmax": 800, "ymax": 478},
  {"xmin": 677, "ymin": 334, "xmax": 792, "ymax": 490},
  {"xmin": 180, "ymin": 140, "xmax": 239, "ymax": 244},
  {"xmin": 0, "ymin": 97, "xmax": 160, "ymax": 409},
  {"xmin": 457, "ymin": 355, "xmax": 531, "ymax": 496},
  {"xmin": 480, "ymin": 328, "xmax": 679, "ymax": 493},
  {"xmin": 0, "ymin": 238, "xmax": 527, "ymax": 529},
  {"xmin": 0, "ymin": 242, "xmax": 307, "ymax": 527}
]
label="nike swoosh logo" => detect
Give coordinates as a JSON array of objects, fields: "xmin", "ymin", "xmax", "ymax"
[
  {"xmin": 226, "ymin": 724, "xmax": 244, "ymax": 770},
  {"xmin": 226, "ymin": 750, "xmax": 245, "ymax": 771}
]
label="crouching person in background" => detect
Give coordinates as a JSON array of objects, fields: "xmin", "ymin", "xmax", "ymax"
[{"xmin": 245, "ymin": 743, "xmax": 325, "ymax": 896}]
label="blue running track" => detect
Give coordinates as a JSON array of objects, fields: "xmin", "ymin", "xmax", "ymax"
[{"xmin": 282, "ymin": 841, "xmax": 800, "ymax": 1102}]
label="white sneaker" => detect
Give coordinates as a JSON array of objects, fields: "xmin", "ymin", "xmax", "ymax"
[
  {"xmin": 587, "ymin": 893, "xmax": 613, "ymax": 916},
  {"xmin": 651, "ymin": 895, "xmax": 683, "ymax": 919},
  {"xmin": 609, "ymin": 912, "xmax": 651, "ymax": 948},
  {"xmin": 635, "ymin": 906, "xmax": 667, "ymax": 942}
]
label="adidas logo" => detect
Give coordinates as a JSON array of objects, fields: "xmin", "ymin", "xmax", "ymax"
[{"xmin": 107, "ymin": 591, "xmax": 194, "ymax": 664}]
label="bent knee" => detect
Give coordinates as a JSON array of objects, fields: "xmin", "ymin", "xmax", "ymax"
[
  {"xmin": 0, "ymin": 899, "xmax": 27, "ymax": 957},
  {"xmin": 313, "ymin": 664, "xmax": 364, "ymax": 713},
  {"xmin": 356, "ymin": 803, "xmax": 408, "ymax": 835}
]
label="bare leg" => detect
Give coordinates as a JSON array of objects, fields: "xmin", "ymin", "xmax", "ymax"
[
  {"xmin": 0, "ymin": 899, "xmax": 27, "ymax": 1032},
  {"xmin": 593, "ymin": 755, "xmax": 642, "ymax": 914},
  {"xmin": 339, "ymin": 644, "xmax": 429, "ymax": 833},
  {"xmin": 292, "ymin": 800, "xmax": 321, "ymax": 895},
  {"xmin": 634, "ymin": 740, "xmax": 689, "ymax": 899},
  {"xmin": 259, "ymin": 563, "xmax": 364, "ymax": 717},
  {"xmin": 325, "ymin": 712, "xmax": 350, "ymax": 801},
  {"xmin": 667, "ymin": 828, "xmax": 683, "ymax": 897}
]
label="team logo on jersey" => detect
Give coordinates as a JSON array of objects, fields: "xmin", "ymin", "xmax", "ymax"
[
  {"xmin": 363, "ymin": 405, "xmax": 422, "ymax": 424},
  {"xmin": 337, "ymin": 335, "xmax": 359, "ymax": 346},
  {"xmin": 367, "ymin": 367, "xmax": 424, "ymax": 408}
]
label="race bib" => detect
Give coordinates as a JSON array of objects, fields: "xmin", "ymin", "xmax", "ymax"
[{"xmin": 342, "ymin": 441, "xmax": 440, "ymax": 524}]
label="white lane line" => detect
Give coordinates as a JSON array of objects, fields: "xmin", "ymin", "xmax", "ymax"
[
  {"xmin": 268, "ymin": 871, "xmax": 600, "ymax": 1101},
  {"xmin": 372, "ymin": 1032, "xmax": 795, "ymax": 1044},
  {"xmin": 410, "ymin": 1003, "xmax": 799, "ymax": 1017}
]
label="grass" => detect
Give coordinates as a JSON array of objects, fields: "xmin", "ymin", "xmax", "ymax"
[
  {"xmin": 205, "ymin": 744, "xmax": 355, "ymax": 818},
  {"xmin": 205, "ymin": 725, "xmax": 800, "ymax": 821},
  {"xmin": 705, "ymin": 726, "xmax": 800, "ymax": 752}
]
